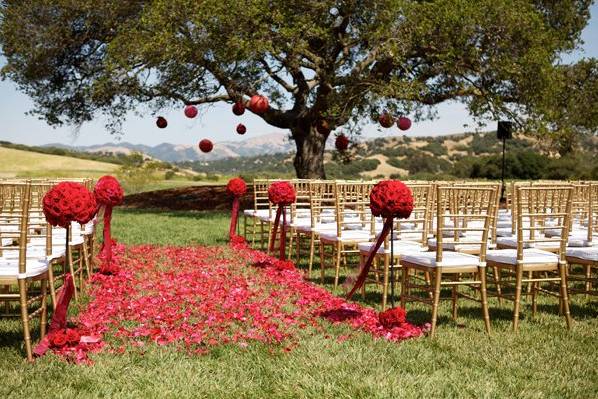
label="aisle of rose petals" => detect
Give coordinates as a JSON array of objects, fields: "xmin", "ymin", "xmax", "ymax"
[{"xmin": 53, "ymin": 240, "xmax": 426, "ymax": 363}]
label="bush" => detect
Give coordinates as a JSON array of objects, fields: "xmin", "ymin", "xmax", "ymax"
[{"xmin": 422, "ymin": 142, "xmax": 447, "ymax": 156}]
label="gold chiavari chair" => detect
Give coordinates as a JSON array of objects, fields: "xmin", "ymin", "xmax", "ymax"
[
  {"xmin": 486, "ymin": 186, "xmax": 574, "ymax": 330},
  {"xmin": 286, "ymin": 179, "xmax": 312, "ymax": 259},
  {"xmin": 243, "ymin": 179, "xmax": 274, "ymax": 249},
  {"xmin": 400, "ymin": 185, "xmax": 496, "ymax": 336},
  {"xmin": 358, "ymin": 183, "xmax": 434, "ymax": 310},
  {"xmin": 0, "ymin": 182, "xmax": 49, "ymax": 361},
  {"xmin": 291, "ymin": 180, "xmax": 337, "ymax": 277}
]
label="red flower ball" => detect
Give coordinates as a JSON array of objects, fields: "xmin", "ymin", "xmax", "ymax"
[
  {"xmin": 199, "ymin": 139, "xmax": 213, "ymax": 153},
  {"xmin": 43, "ymin": 182, "xmax": 97, "ymax": 228},
  {"xmin": 156, "ymin": 116, "xmax": 167, "ymax": 129},
  {"xmin": 378, "ymin": 307, "xmax": 407, "ymax": 328},
  {"xmin": 50, "ymin": 330, "xmax": 68, "ymax": 348},
  {"xmin": 226, "ymin": 177, "xmax": 247, "ymax": 197},
  {"xmin": 316, "ymin": 119, "xmax": 331, "ymax": 135},
  {"xmin": 66, "ymin": 328, "xmax": 81, "ymax": 345},
  {"xmin": 184, "ymin": 105, "xmax": 198, "ymax": 118},
  {"xmin": 94, "ymin": 175, "xmax": 124, "ymax": 207},
  {"xmin": 236, "ymin": 123, "xmax": 247, "ymax": 135},
  {"xmin": 369, "ymin": 180, "xmax": 413, "ymax": 219},
  {"xmin": 379, "ymin": 112, "xmax": 395, "ymax": 128},
  {"xmin": 335, "ymin": 134, "xmax": 350, "ymax": 152},
  {"xmin": 248, "ymin": 95, "xmax": 269, "ymax": 114},
  {"xmin": 232, "ymin": 101, "xmax": 246, "ymax": 115},
  {"xmin": 397, "ymin": 116, "xmax": 412, "ymax": 131},
  {"xmin": 268, "ymin": 181, "xmax": 296, "ymax": 205}
]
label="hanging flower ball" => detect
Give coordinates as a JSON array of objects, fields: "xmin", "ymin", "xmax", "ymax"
[
  {"xmin": 156, "ymin": 116, "xmax": 168, "ymax": 129},
  {"xmin": 232, "ymin": 101, "xmax": 246, "ymax": 116},
  {"xmin": 43, "ymin": 182, "xmax": 97, "ymax": 228},
  {"xmin": 268, "ymin": 181, "xmax": 296, "ymax": 205},
  {"xmin": 369, "ymin": 180, "xmax": 413, "ymax": 219},
  {"xmin": 378, "ymin": 307, "xmax": 407, "ymax": 328},
  {"xmin": 249, "ymin": 95, "xmax": 269, "ymax": 114},
  {"xmin": 316, "ymin": 119, "xmax": 331, "ymax": 135},
  {"xmin": 236, "ymin": 123, "xmax": 247, "ymax": 135},
  {"xmin": 226, "ymin": 177, "xmax": 247, "ymax": 197},
  {"xmin": 94, "ymin": 175, "xmax": 124, "ymax": 206},
  {"xmin": 184, "ymin": 105, "xmax": 198, "ymax": 118},
  {"xmin": 379, "ymin": 112, "xmax": 395, "ymax": 128},
  {"xmin": 397, "ymin": 116, "xmax": 412, "ymax": 131},
  {"xmin": 199, "ymin": 139, "xmax": 214, "ymax": 153},
  {"xmin": 335, "ymin": 134, "xmax": 350, "ymax": 152}
]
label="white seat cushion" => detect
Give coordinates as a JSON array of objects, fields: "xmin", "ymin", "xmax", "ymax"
[
  {"xmin": 0, "ymin": 258, "xmax": 48, "ymax": 278},
  {"xmin": 319, "ymin": 230, "xmax": 372, "ymax": 242},
  {"xmin": 496, "ymin": 236, "xmax": 560, "ymax": 249},
  {"xmin": 496, "ymin": 220, "xmax": 512, "ymax": 229},
  {"xmin": 486, "ymin": 248, "xmax": 558, "ymax": 265},
  {"xmin": 566, "ymin": 247, "xmax": 598, "ymax": 262},
  {"xmin": 400, "ymin": 251, "xmax": 481, "ymax": 268},
  {"xmin": 496, "ymin": 228, "xmax": 514, "ymax": 237},
  {"xmin": 358, "ymin": 240, "xmax": 425, "ymax": 255},
  {"xmin": 427, "ymin": 237, "xmax": 482, "ymax": 252}
]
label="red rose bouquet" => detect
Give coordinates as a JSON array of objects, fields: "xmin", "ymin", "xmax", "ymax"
[
  {"xmin": 43, "ymin": 182, "xmax": 97, "ymax": 229},
  {"xmin": 347, "ymin": 180, "xmax": 413, "ymax": 301},
  {"xmin": 94, "ymin": 175, "xmax": 124, "ymax": 275},
  {"xmin": 335, "ymin": 134, "xmax": 349, "ymax": 152},
  {"xmin": 267, "ymin": 181, "xmax": 296, "ymax": 260},
  {"xmin": 378, "ymin": 307, "xmax": 407, "ymax": 329},
  {"xmin": 226, "ymin": 177, "xmax": 248, "ymax": 240}
]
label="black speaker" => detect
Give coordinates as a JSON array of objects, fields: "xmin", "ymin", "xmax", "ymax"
[{"xmin": 497, "ymin": 121, "xmax": 513, "ymax": 140}]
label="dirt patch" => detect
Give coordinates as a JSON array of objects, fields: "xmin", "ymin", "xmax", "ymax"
[{"xmin": 123, "ymin": 185, "xmax": 254, "ymax": 211}]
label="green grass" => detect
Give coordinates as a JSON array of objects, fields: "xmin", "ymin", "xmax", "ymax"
[{"xmin": 1, "ymin": 209, "xmax": 597, "ymax": 398}]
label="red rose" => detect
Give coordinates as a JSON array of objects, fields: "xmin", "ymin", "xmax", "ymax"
[
  {"xmin": 369, "ymin": 180, "xmax": 413, "ymax": 219},
  {"xmin": 94, "ymin": 175, "xmax": 124, "ymax": 206},
  {"xmin": 156, "ymin": 116, "xmax": 168, "ymax": 129},
  {"xmin": 184, "ymin": 105, "xmax": 198, "ymax": 118},
  {"xmin": 50, "ymin": 330, "xmax": 68, "ymax": 348},
  {"xmin": 66, "ymin": 328, "xmax": 81, "ymax": 345},
  {"xmin": 248, "ymin": 95, "xmax": 269, "ymax": 114},
  {"xmin": 379, "ymin": 112, "xmax": 395, "ymax": 128},
  {"xmin": 236, "ymin": 124, "xmax": 247, "ymax": 135},
  {"xmin": 199, "ymin": 139, "xmax": 213, "ymax": 153},
  {"xmin": 268, "ymin": 181, "xmax": 296, "ymax": 205},
  {"xmin": 43, "ymin": 182, "xmax": 97, "ymax": 228},
  {"xmin": 335, "ymin": 134, "xmax": 349, "ymax": 151},
  {"xmin": 397, "ymin": 116, "xmax": 412, "ymax": 131},
  {"xmin": 379, "ymin": 307, "xmax": 407, "ymax": 328},
  {"xmin": 226, "ymin": 177, "xmax": 247, "ymax": 197},
  {"xmin": 232, "ymin": 101, "xmax": 245, "ymax": 115}
]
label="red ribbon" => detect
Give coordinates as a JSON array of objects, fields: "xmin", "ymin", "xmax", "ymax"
[
  {"xmin": 33, "ymin": 273, "xmax": 75, "ymax": 357},
  {"xmin": 269, "ymin": 206, "xmax": 287, "ymax": 260},
  {"xmin": 346, "ymin": 217, "xmax": 393, "ymax": 299},
  {"xmin": 229, "ymin": 197, "xmax": 240, "ymax": 239}
]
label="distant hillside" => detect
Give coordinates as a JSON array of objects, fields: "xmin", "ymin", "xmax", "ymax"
[
  {"xmin": 45, "ymin": 132, "xmax": 295, "ymax": 162},
  {"xmin": 180, "ymin": 131, "xmax": 598, "ymax": 180},
  {"xmin": 0, "ymin": 146, "xmax": 118, "ymax": 178}
]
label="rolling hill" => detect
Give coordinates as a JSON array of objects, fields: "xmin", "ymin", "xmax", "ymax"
[{"xmin": 0, "ymin": 146, "xmax": 119, "ymax": 178}]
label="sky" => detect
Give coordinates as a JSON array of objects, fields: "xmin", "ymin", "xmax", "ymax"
[{"xmin": 0, "ymin": 4, "xmax": 596, "ymax": 148}]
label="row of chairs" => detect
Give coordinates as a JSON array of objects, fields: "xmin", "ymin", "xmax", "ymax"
[
  {"xmin": 242, "ymin": 179, "xmax": 598, "ymax": 335},
  {"xmin": 0, "ymin": 179, "xmax": 97, "ymax": 360}
]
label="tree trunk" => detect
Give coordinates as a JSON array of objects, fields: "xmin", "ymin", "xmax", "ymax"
[{"xmin": 292, "ymin": 126, "xmax": 327, "ymax": 178}]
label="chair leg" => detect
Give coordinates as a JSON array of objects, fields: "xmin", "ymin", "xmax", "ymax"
[
  {"xmin": 400, "ymin": 265, "xmax": 408, "ymax": 309},
  {"xmin": 308, "ymin": 232, "xmax": 316, "ymax": 279},
  {"xmin": 288, "ymin": 228, "xmax": 294, "ymax": 260},
  {"xmin": 531, "ymin": 272, "xmax": 538, "ymax": 316},
  {"xmin": 492, "ymin": 265, "xmax": 503, "ymax": 305},
  {"xmin": 319, "ymin": 241, "xmax": 326, "ymax": 284},
  {"xmin": 333, "ymin": 242, "xmax": 342, "ymax": 289},
  {"xmin": 479, "ymin": 267, "xmax": 491, "ymax": 334},
  {"xmin": 18, "ymin": 279, "xmax": 33, "ymax": 362},
  {"xmin": 382, "ymin": 255, "xmax": 390, "ymax": 311},
  {"xmin": 430, "ymin": 269, "xmax": 442, "ymax": 338},
  {"xmin": 451, "ymin": 273, "xmax": 458, "ymax": 321},
  {"xmin": 513, "ymin": 266, "xmax": 524, "ymax": 332},
  {"xmin": 40, "ymin": 279, "xmax": 48, "ymax": 338},
  {"xmin": 47, "ymin": 260, "xmax": 58, "ymax": 311},
  {"xmin": 82, "ymin": 241, "xmax": 92, "ymax": 280},
  {"xmin": 558, "ymin": 263, "xmax": 573, "ymax": 329},
  {"xmin": 359, "ymin": 253, "xmax": 366, "ymax": 300}
]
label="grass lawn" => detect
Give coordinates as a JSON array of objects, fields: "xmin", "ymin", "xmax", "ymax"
[{"xmin": 0, "ymin": 208, "xmax": 596, "ymax": 398}]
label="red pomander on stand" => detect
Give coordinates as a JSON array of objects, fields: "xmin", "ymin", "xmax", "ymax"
[
  {"xmin": 267, "ymin": 181, "xmax": 296, "ymax": 260},
  {"xmin": 346, "ymin": 180, "xmax": 413, "ymax": 313},
  {"xmin": 226, "ymin": 177, "xmax": 247, "ymax": 241},
  {"xmin": 94, "ymin": 176, "xmax": 124, "ymax": 275}
]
